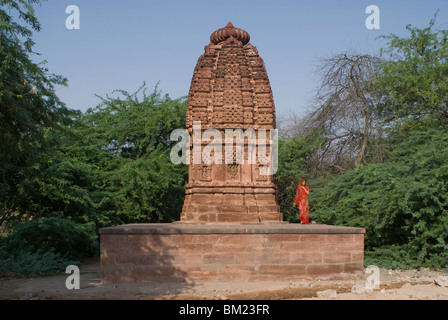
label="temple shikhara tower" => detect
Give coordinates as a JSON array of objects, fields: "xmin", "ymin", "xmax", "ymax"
[
  {"xmin": 181, "ymin": 22, "xmax": 281, "ymax": 223},
  {"xmin": 100, "ymin": 23, "xmax": 365, "ymax": 284}
]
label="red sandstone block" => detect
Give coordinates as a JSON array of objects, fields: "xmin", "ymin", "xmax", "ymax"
[
  {"xmin": 192, "ymin": 194, "xmax": 214, "ymax": 204},
  {"xmin": 222, "ymin": 188, "xmax": 245, "ymax": 194},
  {"xmin": 350, "ymin": 241, "xmax": 365, "ymax": 252},
  {"xmin": 255, "ymin": 194, "xmax": 276, "ymax": 202},
  {"xmin": 259, "ymin": 265, "xmax": 307, "ymax": 276},
  {"xmin": 217, "ymin": 265, "xmax": 256, "ymax": 276},
  {"xmin": 169, "ymin": 235, "xmax": 196, "ymax": 244},
  {"xmin": 102, "ymin": 234, "xmax": 130, "ymax": 245},
  {"xmin": 207, "ymin": 213, "xmax": 217, "ymax": 222},
  {"xmin": 223, "ymin": 194, "xmax": 244, "ymax": 202},
  {"xmin": 213, "ymin": 242, "xmax": 255, "ymax": 253},
  {"xmin": 182, "ymin": 212, "xmax": 194, "ymax": 221},
  {"xmin": 265, "ymin": 252, "xmax": 290, "ymax": 264},
  {"xmin": 260, "ymin": 213, "xmax": 281, "ymax": 221},
  {"xmin": 234, "ymin": 251, "xmax": 288, "ymax": 265},
  {"xmin": 245, "ymin": 199, "xmax": 258, "ymax": 207},
  {"xmin": 182, "ymin": 204, "xmax": 198, "ymax": 213},
  {"xmin": 114, "ymin": 254, "xmax": 160, "ymax": 265},
  {"xmin": 183, "ymin": 195, "xmax": 192, "ymax": 204},
  {"xmin": 192, "ymin": 234, "xmax": 220, "ymax": 244},
  {"xmin": 197, "ymin": 205, "xmax": 210, "ymax": 213},
  {"xmin": 170, "ymin": 255, "xmax": 188, "ymax": 266},
  {"xmin": 164, "ymin": 243, "xmax": 213, "ymax": 254},
  {"xmin": 217, "ymin": 213, "xmax": 259, "ymax": 222},
  {"xmin": 319, "ymin": 242, "xmax": 359, "ymax": 253},
  {"xmin": 290, "ymin": 252, "xmax": 323, "ymax": 264},
  {"xmin": 323, "ymin": 252, "xmax": 352, "ymax": 263},
  {"xmin": 258, "ymin": 205, "xmax": 279, "ymax": 213},
  {"xmin": 217, "ymin": 205, "xmax": 247, "ymax": 213},
  {"xmin": 101, "ymin": 242, "xmax": 135, "ymax": 255},
  {"xmin": 247, "ymin": 205, "xmax": 259, "ymax": 213},
  {"xmin": 234, "ymin": 253, "xmax": 260, "ymax": 265},
  {"xmin": 100, "ymin": 253, "xmax": 115, "ymax": 266},
  {"xmin": 198, "ymin": 214, "xmax": 210, "ymax": 222},
  {"xmin": 186, "ymin": 268, "xmax": 218, "ymax": 277},
  {"xmin": 219, "ymin": 234, "xmax": 266, "ymax": 243},
  {"xmin": 325, "ymin": 234, "xmax": 354, "ymax": 243},
  {"xmin": 268, "ymin": 234, "xmax": 300, "ymax": 242},
  {"xmin": 351, "ymin": 251, "xmax": 365, "ymax": 263},
  {"xmin": 344, "ymin": 262, "xmax": 364, "ymax": 273},
  {"xmin": 280, "ymin": 242, "xmax": 321, "ymax": 252},
  {"xmin": 127, "ymin": 234, "xmax": 166, "ymax": 245},
  {"xmin": 307, "ymin": 264, "xmax": 345, "ymax": 276},
  {"xmin": 260, "ymin": 241, "xmax": 282, "ymax": 251},
  {"xmin": 299, "ymin": 234, "xmax": 327, "ymax": 243},
  {"xmin": 126, "ymin": 236, "xmax": 170, "ymax": 254},
  {"xmin": 100, "ymin": 234, "xmax": 117, "ymax": 244},
  {"xmin": 203, "ymin": 253, "xmax": 235, "ymax": 265},
  {"xmin": 183, "ymin": 254, "xmax": 203, "ymax": 267}
]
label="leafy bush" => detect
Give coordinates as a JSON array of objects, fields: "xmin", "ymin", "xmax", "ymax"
[
  {"xmin": 310, "ymin": 125, "xmax": 448, "ymax": 269},
  {"xmin": 0, "ymin": 247, "xmax": 78, "ymax": 278},
  {"xmin": 3, "ymin": 217, "xmax": 98, "ymax": 260},
  {"xmin": 0, "ymin": 217, "xmax": 97, "ymax": 277}
]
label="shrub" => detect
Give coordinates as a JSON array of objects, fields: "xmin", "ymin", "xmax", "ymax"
[
  {"xmin": 0, "ymin": 247, "xmax": 78, "ymax": 278},
  {"xmin": 0, "ymin": 217, "xmax": 98, "ymax": 277},
  {"xmin": 310, "ymin": 126, "xmax": 448, "ymax": 269}
]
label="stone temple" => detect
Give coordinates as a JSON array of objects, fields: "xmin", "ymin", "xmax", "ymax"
[
  {"xmin": 181, "ymin": 22, "xmax": 281, "ymax": 224},
  {"xmin": 99, "ymin": 23, "xmax": 366, "ymax": 284}
]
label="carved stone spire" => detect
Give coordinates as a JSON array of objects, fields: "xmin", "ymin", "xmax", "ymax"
[{"xmin": 181, "ymin": 23, "xmax": 280, "ymax": 223}]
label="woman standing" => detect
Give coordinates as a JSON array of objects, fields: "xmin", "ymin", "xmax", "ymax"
[{"xmin": 293, "ymin": 179, "xmax": 310, "ymax": 224}]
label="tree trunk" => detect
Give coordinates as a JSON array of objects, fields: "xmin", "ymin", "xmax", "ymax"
[{"xmin": 354, "ymin": 96, "xmax": 371, "ymax": 168}]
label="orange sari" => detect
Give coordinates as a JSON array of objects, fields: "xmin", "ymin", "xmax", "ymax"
[{"xmin": 294, "ymin": 180, "xmax": 309, "ymax": 224}]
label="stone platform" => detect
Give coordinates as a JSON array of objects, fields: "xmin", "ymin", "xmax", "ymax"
[{"xmin": 99, "ymin": 223, "xmax": 365, "ymax": 284}]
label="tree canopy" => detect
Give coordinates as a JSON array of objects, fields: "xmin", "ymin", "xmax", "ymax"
[{"xmin": 376, "ymin": 11, "xmax": 448, "ymax": 124}]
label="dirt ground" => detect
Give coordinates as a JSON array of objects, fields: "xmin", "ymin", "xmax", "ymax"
[{"xmin": 1, "ymin": 259, "xmax": 448, "ymax": 300}]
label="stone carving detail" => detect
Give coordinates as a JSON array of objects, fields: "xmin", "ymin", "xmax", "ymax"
[
  {"xmin": 255, "ymin": 165, "xmax": 268, "ymax": 181},
  {"xmin": 227, "ymin": 164, "xmax": 239, "ymax": 180},
  {"xmin": 200, "ymin": 165, "xmax": 212, "ymax": 181}
]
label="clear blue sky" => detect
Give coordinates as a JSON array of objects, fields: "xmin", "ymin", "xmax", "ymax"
[{"xmin": 32, "ymin": 0, "xmax": 448, "ymax": 117}]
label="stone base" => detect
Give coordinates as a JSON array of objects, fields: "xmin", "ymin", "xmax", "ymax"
[
  {"xmin": 99, "ymin": 223, "xmax": 365, "ymax": 284},
  {"xmin": 181, "ymin": 188, "xmax": 282, "ymax": 223}
]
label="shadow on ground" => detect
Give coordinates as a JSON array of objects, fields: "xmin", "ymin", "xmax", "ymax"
[{"xmin": 0, "ymin": 259, "xmax": 196, "ymax": 300}]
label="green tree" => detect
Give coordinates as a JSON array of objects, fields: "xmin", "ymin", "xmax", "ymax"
[
  {"xmin": 81, "ymin": 84, "xmax": 188, "ymax": 223},
  {"xmin": 0, "ymin": 0, "xmax": 69, "ymax": 226},
  {"xmin": 377, "ymin": 11, "xmax": 448, "ymax": 124},
  {"xmin": 0, "ymin": 0, "xmax": 68, "ymax": 158},
  {"xmin": 12, "ymin": 84, "xmax": 188, "ymax": 226},
  {"xmin": 311, "ymin": 122, "xmax": 448, "ymax": 268}
]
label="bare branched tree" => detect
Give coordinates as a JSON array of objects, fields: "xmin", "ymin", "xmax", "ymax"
[
  {"xmin": 277, "ymin": 111, "xmax": 310, "ymax": 139},
  {"xmin": 308, "ymin": 51, "xmax": 384, "ymax": 170}
]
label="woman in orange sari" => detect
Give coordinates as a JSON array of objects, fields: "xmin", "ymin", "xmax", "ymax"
[{"xmin": 293, "ymin": 179, "xmax": 310, "ymax": 224}]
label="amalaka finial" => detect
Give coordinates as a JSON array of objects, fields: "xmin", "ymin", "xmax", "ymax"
[{"xmin": 210, "ymin": 22, "xmax": 250, "ymax": 45}]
